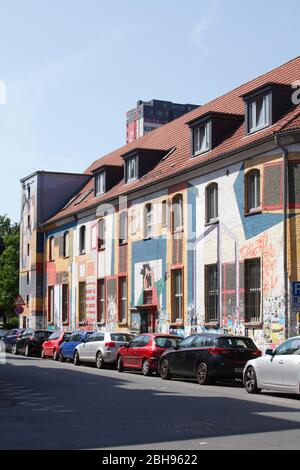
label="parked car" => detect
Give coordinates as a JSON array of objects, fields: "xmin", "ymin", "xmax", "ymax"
[
  {"xmin": 158, "ymin": 334, "xmax": 262, "ymax": 385},
  {"xmin": 59, "ymin": 331, "xmax": 93, "ymax": 362},
  {"xmin": 12, "ymin": 329, "xmax": 52, "ymax": 357},
  {"xmin": 0, "ymin": 329, "xmax": 24, "ymax": 352},
  {"xmin": 0, "ymin": 328, "xmax": 9, "ymax": 339},
  {"xmin": 244, "ymin": 336, "xmax": 300, "ymax": 395},
  {"xmin": 74, "ymin": 331, "xmax": 135, "ymax": 368},
  {"xmin": 117, "ymin": 333, "xmax": 182, "ymax": 376},
  {"xmin": 42, "ymin": 330, "xmax": 72, "ymax": 360}
]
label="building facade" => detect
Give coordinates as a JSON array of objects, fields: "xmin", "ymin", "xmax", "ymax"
[
  {"xmin": 126, "ymin": 99, "xmax": 199, "ymax": 143},
  {"xmin": 20, "ymin": 58, "xmax": 300, "ymax": 351}
]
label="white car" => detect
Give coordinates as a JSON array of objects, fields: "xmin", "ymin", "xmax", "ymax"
[
  {"xmin": 243, "ymin": 336, "xmax": 300, "ymax": 395},
  {"xmin": 73, "ymin": 331, "xmax": 135, "ymax": 369}
]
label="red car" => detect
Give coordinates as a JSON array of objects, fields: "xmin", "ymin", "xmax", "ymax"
[
  {"xmin": 42, "ymin": 330, "xmax": 71, "ymax": 361},
  {"xmin": 117, "ymin": 333, "xmax": 182, "ymax": 376}
]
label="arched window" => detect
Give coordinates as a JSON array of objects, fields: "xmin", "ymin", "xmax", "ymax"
[
  {"xmin": 119, "ymin": 211, "xmax": 128, "ymax": 245},
  {"xmin": 172, "ymin": 194, "xmax": 183, "ymax": 233},
  {"xmin": 79, "ymin": 226, "xmax": 86, "ymax": 254},
  {"xmin": 206, "ymin": 183, "xmax": 218, "ymax": 224},
  {"xmin": 49, "ymin": 236, "xmax": 55, "ymax": 261},
  {"xmin": 161, "ymin": 200, "xmax": 168, "ymax": 227},
  {"xmin": 98, "ymin": 219, "xmax": 106, "ymax": 251},
  {"xmin": 63, "ymin": 231, "xmax": 70, "ymax": 258},
  {"xmin": 246, "ymin": 170, "xmax": 261, "ymax": 213},
  {"xmin": 144, "ymin": 204, "xmax": 153, "ymax": 240}
]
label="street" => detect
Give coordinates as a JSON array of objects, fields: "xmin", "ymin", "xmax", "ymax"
[{"xmin": 0, "ymin": 355, "xmax": 300, "ymax": 450}]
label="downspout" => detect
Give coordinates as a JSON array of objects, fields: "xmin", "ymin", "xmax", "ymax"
[{"xmin": 275, "ymin": 135, "xmax": 289, "ymax": 339}]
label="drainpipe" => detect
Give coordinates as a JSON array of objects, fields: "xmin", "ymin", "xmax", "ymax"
[{"xmin": 275, "ymin": 135, "xmax": 290, "ymax": 339}]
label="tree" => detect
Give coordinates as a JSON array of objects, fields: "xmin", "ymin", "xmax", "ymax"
[{"xmin": 0, "ymin": 217, "xmax": 20, "ymax": 323}]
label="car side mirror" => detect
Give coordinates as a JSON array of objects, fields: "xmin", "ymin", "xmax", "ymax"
[
  {"xmin": 266, "ymin": 349, "xmax": 274, "ymax": 356},
  {"xmin": 124, "ymin": 342, "xmax": 130, "ymax": 348}
]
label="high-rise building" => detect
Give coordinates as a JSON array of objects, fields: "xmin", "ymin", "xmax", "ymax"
[{"xmin": 126, "ymin": 99, "xmax": 199, "ymax": 143}]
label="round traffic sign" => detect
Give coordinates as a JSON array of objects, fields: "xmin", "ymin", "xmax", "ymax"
[{"xmin": 14, "ymin": 305, "xmax": 24, "ymax": 315}]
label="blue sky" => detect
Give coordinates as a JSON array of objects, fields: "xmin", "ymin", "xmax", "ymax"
[{"xmin": 0, "ymin": 0, "xmax": 299, "ymax": 221}]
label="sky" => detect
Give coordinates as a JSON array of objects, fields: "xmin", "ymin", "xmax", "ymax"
[{"xmin": 0, "ymin": 0, "xmax": 300, "ymax": 222}]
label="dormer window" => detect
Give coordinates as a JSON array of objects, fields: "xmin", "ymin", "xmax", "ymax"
[
  {"xmin": 192, "ymin": 122, "xmax": 211, "ymax": 156},
  {"xmin": 248, "ymin": 94, "xmax": 271, "ymax": 134},
  {"xmin": 95, "ymin": 171, "xmax": 106, "ymax": 196},
  {"xmin": 126, "ymin": 156, "xmax": 138, "ymax": 183}
]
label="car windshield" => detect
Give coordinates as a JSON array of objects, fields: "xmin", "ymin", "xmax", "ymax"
[
  {"xmin": 110, "ymin": 334, "xmax": 135, "ymax": 342},
  {"xmin": 154, "ymin": 337, "xmax": 182, "ymax": 348},
  {"xmin": 217, "ymin": 337, "xmax": 257, "ymax": 350}
]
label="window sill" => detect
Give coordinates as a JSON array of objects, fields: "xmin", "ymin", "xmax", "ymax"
[
  {"xmin": 245, "ymin": 208, "xmax": 262, "ymax": 217},
  {"xmin": 244, "ymin": 322, "xmax": 263, "ymax": 328},
  {"xmin": 79, "ymin": 251, "xmax": 86, "ymax": 256},
  {"xmin": 97, "ymin": 248, "xmax": 106, "ymax": 252},
  {"xmin": 118, "ymin": 321, "xmax": 128, "ymax": 327},
  {"xmin": 205, "ymin": 219, "xmax": 219, "ymax": 227},
  {"xmin": 204, "ymin": 322, "xmax": 219, "ymax": 327},
  {"xmin": 119, "ymin": 241, "xmax": 128, "ymax": 247},
  {"xmin": 192, "ymin": 148, "xmax": 211, "ymax": 158}
]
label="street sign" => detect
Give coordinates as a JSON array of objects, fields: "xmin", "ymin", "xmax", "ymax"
[
  {"xmin": 13, "ymin": 295, "xmax": 25, "ymax": 307},
  {"xmin": 14, "ymin": 305, "xmax": 24, "ymax": 315},
  {"xmin": 292, "ymin": 283, "xmax": 300, "ymax": 311}
]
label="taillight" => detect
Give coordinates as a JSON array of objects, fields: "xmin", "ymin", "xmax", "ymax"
[
  {"xmin": 252, "ymin": 350, "xmax": 262, "ymax": 357},
  {"xmin": 209, "ymin": 348, "xmax": 232, "ymax": 355},
  {"xmin": 105, "ymin": 342, "xmax": 116, "ymax": 348}
]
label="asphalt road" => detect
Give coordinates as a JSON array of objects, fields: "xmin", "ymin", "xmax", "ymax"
[{"xmin": 0, "ymin": 354, "xmax": 300, "ymax": 450}]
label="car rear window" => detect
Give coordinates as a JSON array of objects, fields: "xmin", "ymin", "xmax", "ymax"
[
  {"xmin": 217, "ymin": 337, "xmax": 257, "ymax": 350},
  {"xmin": 48, "ymin": 331, "xmax": 60, "ymax": 340},
  {"xmin": 34, "ymin": 331, "xmax": 52, "ymax": 340},
  {"xmin": 110, "ymin": 333, "xmax": 134, "ymax": 342},
  {"xmin": 154, "ymin": 337, "xmax": 181, "ymax": 348}
]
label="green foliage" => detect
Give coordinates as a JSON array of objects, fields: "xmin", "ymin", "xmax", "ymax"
[{"xmin": 0, "ymin": 216, "xmax": 20, "ymax": 322}]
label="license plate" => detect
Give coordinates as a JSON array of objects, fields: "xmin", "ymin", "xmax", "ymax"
[{"xmin": 234, "ymin": 368, "xmax": 243, "ymax": 374}]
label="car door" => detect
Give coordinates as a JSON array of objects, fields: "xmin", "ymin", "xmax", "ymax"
[
  {"xmin": 64, "ymin": 333, "xmax": 80, "ymax": 359},
  {"xmin": 123, "ymin": 337, "xmax": 142, "ymax": 368},
  {"xmin": 91, "ymin": 333, "xmax": 105, "ymax": 362},
  {"xmin": 258, "ymin": 341, "xmax": 292, "ymax": 388},
  {"xmin": 135, "ymin": 335, "xmax": 151, "ymax": 369},
  {"xmin": 171, "ymin": 335, "xmax": 197, "ymax": 376},
  {"xmin": 281, "ymin": 338, "xmax": 300, "ymax": 390},
  {"xmin": 18, "ymin": 330, "xmax": 31, "ymax": 354}
]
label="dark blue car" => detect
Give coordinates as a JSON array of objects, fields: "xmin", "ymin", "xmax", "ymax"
[
  {"xmin": 1, "ymin": 329, "xmax": 25, "ymax": 353},
  {"xmin": 59, "ymin": 331, "xmax": 93, "ymax": 362}
]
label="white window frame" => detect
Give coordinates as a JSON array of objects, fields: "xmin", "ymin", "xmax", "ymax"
[
  {"xmin": 126, "ymin": 156, "xmax": 138, "ymax": 183},
  {"xmin": 248, "ymin": 94, "xmax": 271, "ymax": 134},
  {"xmin": 95, "ymin": 171, "xmax": 106, "ymax": 196},
  {"xmin": 193, "ymin": 122, "xmax": 211, "ymax": 156}
]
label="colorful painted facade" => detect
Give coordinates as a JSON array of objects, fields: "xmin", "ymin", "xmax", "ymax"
[{"xmin": 20, "ymin": 58, "xmax": 300, "ymax": 350}]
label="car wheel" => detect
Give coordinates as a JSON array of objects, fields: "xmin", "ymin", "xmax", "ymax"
[
  {"xmin": 12, "ymin": 344, "xmax": 17, "ymax": 355},
  {"xmin": 142, "ymin": 359, "xmax": 151, "ymax": 377},
  {"xmin": 74, "ymin": 351, "xmax": 80, "ymax": 366},
  {"xmin": 24, "ymin": 345, "xmax": 30, "ymax": 357},
  {"xmin": 160, "ymin": 359, "xmax": 172, "ymax": 380},
  {"xmin": 244, "ymin": 366, "xmax": 262, "ymax": 394},
  {"xmin": 196, "ymin": 362, "xmax": 213, "ymax": 385},
  {"xmin": 53, "ymin": 350, "xmax": 59, "ymax": 361},
  {"xmin": 59, "ymin": 352, "xmax": 65, "ymax": 363},
  {"xmin": 96, "ymin": 352, "xmax": 104, "ymax": 369},
  {"xmin": 117, "ymin": 356, "xmax": 124, "ymax": 372}
]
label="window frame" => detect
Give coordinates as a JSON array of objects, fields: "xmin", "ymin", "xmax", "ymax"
[
  {"xmin": 244, "ymin": 258, "xmax": 262, "ymax": 324},
  {"xmin": 63, "ymin": 231, "xmax": 70, "ymax": 258},
  {"xmin": 62, "ymin": 284, "xmax": 69, "ymax": 325},
  {"xmin": 97, "ymin": 278, "xmax": 105, "ymax": 324},
  {"xmin": 78, "ymin": 282, "xmax": 86, "ymax": 323},
  {"xmin": 247, "ymin": 93, "xmax": 271, "ymax": 134},
  {"xmin": 126, "ymin": 156, "xmax": 138, "ymax": 183},
  {"xmin": 192, "ymin": 121, "xmax": 211, "ymax": 156},
  {"xmin": 98, "ymin": 218, "xmax": 106, "ymax": 251},
  {"xmin": 95, "ymin": 171, "xmax": 106, "ymax": 196},
  {"xmin": 206, "ymin": 183, "xmax": 219, "ymax": 224},
  {"xmin": 49, "ymin": 236, "xmax": 55, "ymax": 261},
  {"xmin": 172, "ymin": 194, "xmax": 184, "ymax": 234},
  {"xmin": 118, "ymin": 276, "xmax": 127, "ymax": 324},
  {"xmin": 245, "ymin": 170, "xmax": 261, "ymax": 214},
  {"xmin": 171, "ymin": 268, "xmax": 183, "ymax": 323},
  {"xmin": 144, "ymin": 203, "xmax": 153, "ymax": 240},
  {"xmin": 79, "ymin": 226, "xmax": 86, "ymax": 255},
  {"xmin": 205, "ymin": 264, "xmax": 219, "ymax": 324},
  {"xmin": 119, "ymin": 211, "xmax": 128, "ymax": 245},
  {"xmin": 48, "ymin": 286, "xmax": 55, "ymax": 324}
]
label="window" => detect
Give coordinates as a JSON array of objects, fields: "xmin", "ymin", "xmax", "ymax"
[
  {"xmin": 131, "ymin": 209, "xmax": 137, "ymax": 235},
  {"xmin": 79, "ymin": 226, "xmax": 86, "ymax": 254},
  {"xmin": 79, "ymin": 282, "xmax": 86, "ymax": 322},
  {"xmin": 98, "ymin": 219, "xmax": 106, "ymax": 250},
  {"xmin": 63, "ymin": 231, "xmax": 70, "ymax": 258},
  {"xmin": 172, "ymin": 194, "xmax": 183, "ymax": 233},
  {"xmin": 27, "ymin": 185, "xmax": 31, "ymax": 199},
  {"xmin": 119, "ymin": 212, "xmax": 128, "ymax": 244},
  {"xmin": 248, "ymin": 94, "xmax": 271, "ymax": 133},
  {"xmin": 62, "ymin": 284, "xmax": 69, "ymax": 324},
  {"xmin": 246, "ymin": 170, "xmax": 261, "ymax": 213},
  {"xmin": 206, "ymin": 183, "xmax": 218, "ymax": 224},
  {"xmin": 26, "ymin": 295, "xmax": 30, "ymax": 307},
  {"xmin": 171, "ymin": 269, "xmax": 183, "ymax": 322},
  {"xmin": 27, "ymin": 243, "xmax": 30, "ymax": 257},
  {"xmin": 95, "ymin": 171, "xmax": 106, "ymax": 196},
  {"xmin": 161, "ymin": 200, "xmax": 168, "ymax": 227},
  {"xmin": 193, "ymin": 122, "xmax": 210, "ymax": 155},
  {"xmin": 144, "ymin": 204, "xmax": 153, "ymax": 239},
  {"xmin": 275, "ymin": 338, "xmax": 300, "ymax": 356},
  {"xmin": 245, "ymin": 258, "xmax": 261, "ymax": 323},
  {"xmin": 126, "ymin": 156, "xmax": 138, "ymax": 183},
  {"xmin": 119, "ymin": 277, "xmax": 127, "ymax": 323},
  {"xmin": 178, "ymin": 335, "xmax": 195, "ymax": 349},
  {"xmin": 48, "ymin": 286, "xmax": 54, "ymax": 323},
  {"xmin": 27, "ymin": 214, "xmax": 31, "ymax": 230},
  {"xmin": 205, "ymin": 264, "xmax": 218, "ymax": 323},
  {"xmin": 26, "ymin": 271, "xmax": 30, "ymax": 285},
  {"xmin": 97, "ymin": 279, "xmax": 105, "ymax": 323},
  {"xmin": 49, "ymin": 237, "xmax": 54, "ymax": 261}
]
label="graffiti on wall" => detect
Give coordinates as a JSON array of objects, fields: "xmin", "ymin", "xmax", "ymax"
[{"xmin": 106, "ymin": 278, "xmax": 117, "ymax": 332}]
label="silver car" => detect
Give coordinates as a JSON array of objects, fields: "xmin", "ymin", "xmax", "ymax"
[
  {"xmin": 74, "ymin": 331, "xmax": 135, "ymax": 369},
  {"xmin": 244, "ymin": 336, "xmax": 300, "ymax": 395}
]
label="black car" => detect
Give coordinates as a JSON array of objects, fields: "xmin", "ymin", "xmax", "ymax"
[
  {"xmin": 12, "ymin": 329, "xmax": 52, "ymax": 357},
  {"xmin": 1, "ymin": 328, "xmax": 24, "ymax": 352},
  {"xmin": 158, "ymin": 334, "xmax": 262, "ymax": 385}
]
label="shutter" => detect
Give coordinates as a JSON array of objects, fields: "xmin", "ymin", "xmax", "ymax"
[
  {"xmin": 289, "ymin": 161, "xmax": 300, "ymax": 208},
  {"xmin": 263, "ymin": 162, "xmax": 283, "ymax": 210}
]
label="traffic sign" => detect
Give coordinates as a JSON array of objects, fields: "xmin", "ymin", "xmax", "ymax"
[
  {"xmin": 13, "ymin": 295, "xmax": 25, "ymax": 307},
  {"xmin": 14, "ymin": 305, "xmax": 24, "ymax": 315},
  {"xmin": 292, "ymin": 282, "xmax": 300, "ymax": 297},
  {"xmin": 292, "ymin": 283, "xmax": 300, "ymax": 311}
]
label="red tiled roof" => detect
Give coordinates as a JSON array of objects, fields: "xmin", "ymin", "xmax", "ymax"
[{"xmin": 45, "ymin": 56, "xmax": 300, "ymax": 225}]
